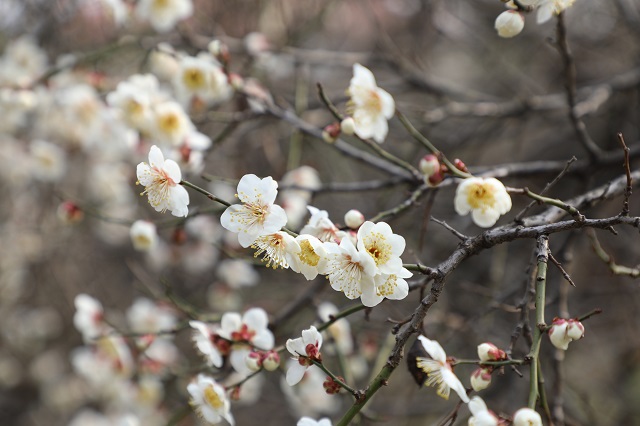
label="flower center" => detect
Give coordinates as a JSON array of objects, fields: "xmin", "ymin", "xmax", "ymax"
[
  {"xmin": 466, "ymin": 183, "xmax": 496, "ymax": 209},
  {"xmin": 230, "ymin": 324, "xmax": 256, "ymax": 342},
  {"xmin": 299, "ymin": 239, "xmax": 320, "ymax": 266},
  {"xmin": 183, "ymin": 68, "xmax": 206, "ymax": 90},
  {"xmin": 364, "ymin": 89, "xmax": 382, "ymax": 114},
  {"xmin": 158, "ymin": 112, "xmax": 180, "ymax": 134},
  {"xmin": 203, "ymin": 385, "xmax": 224, "ymax": 409},
  {"xmin": 364, "ymin": 232, "xmax": 391, "ymax": 266}
]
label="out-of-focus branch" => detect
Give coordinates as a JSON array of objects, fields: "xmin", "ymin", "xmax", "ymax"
[{"xmin": 586, "ymin": 229, "xmax": 640, "ymax": 278}]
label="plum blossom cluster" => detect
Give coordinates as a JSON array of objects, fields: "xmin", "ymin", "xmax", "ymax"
[
  {"xmin": 220, "ymin": 174, "xmax": 412, "ymax": 307},
  {"xmin": 495, "ymin": 0, "xmax": 578, "ymax": 38}
]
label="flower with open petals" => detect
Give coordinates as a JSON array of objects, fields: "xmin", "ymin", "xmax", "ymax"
[
  {"xmin": 454, "ymin": 177, "xmax": 511, "ymax": 228},
  {"xmin": 252, "ymin": 231, "xmax": 300, "ymax": 269},
  {"xmin": 73, "ymin": 294, "xmax": 107, "ymax": 342},
  {"xmin": 290, "ymin": 234, "xmax": 328, "ymax": 280},
  {"xmin": 187, "ymin": 374, "xmax": 235, "ymax": 425},
  {"xmin": 217, "ymin": 308, "xmax": 274, "ymax": 375},
  {"xmin": 220, "ymin": 174, "xmax": 288, "ymax": 248},
  {"xmin": 347, "ymin": 63, "xmax": 395, "ymax": 143},
  {"xmin": 324, "ymin": 238, "xmax": 377, "ymax": 305},
  {"xmin": 300, "ymin": 206, "xmax": 346, "ymax": 243},
  {"xmin": 415, "ymin": 335, "xmax": 469, "ymax": 402},
  {"xmin": 136, "ymin": 0, "xmax": 193, "ymax": 33},
  {"xmin": 535, "ymin": 0, "xmax": 576, "ymax": 24},
  {"xmin": 357, "ymin": 221, "xmax": 406, "ymax": 275},
  {"xmin": 189, "ymin": 320, "xmax": 227, "ymax": 368},
  {"xmin": 137, "ymin": 145, "xmax": 189, "ymax": 217},
  {"xmin": 286, "ymin": 326, "xmax": 323, "ymax": 386}
]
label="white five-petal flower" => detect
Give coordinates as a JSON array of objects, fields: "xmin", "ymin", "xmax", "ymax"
[
  {"xmin": 137, "ymin": 145, "xmax": 190, "ymax": 217},
  {"xmin": 135, "ymin": 0, "xmax": 194, "ymax": 33},
  {"xmin": 285, "ymin": 325, "xmax": 323, "ymax": 386},
  {"xmin": 415, "ymin": 335, "xmax": 469, "ymax": 403},
  {"xmin": 454, "ymin": 177, "xmax": 512, "ymax": 228},
  {"xmin": 289, "ymin": 234, "xmax": 328, "ymax": 280},
  {"xmin": 324, "ymin": 237, "xmax": 377, "ymax": 305},
  {"xmin": 357, "ymin": 221, "xmax": 406, "ymax": 275},
  {"xmin": 220, "ymin": 174, "xmax": 288, "ymax": 248},
  {"xmin": 348, "ymin": 63, "xmax": 395, "ymax": 143},
  {"xmin": 187, "ymin": 374, "xmax": 235, "ymax": 426}
]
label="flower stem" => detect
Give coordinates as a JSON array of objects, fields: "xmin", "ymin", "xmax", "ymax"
[
  {"xmin": 528, "ymin": 235, "xmax": 549, "ymax": 408},
  {"xmin": 310, "ymin": 359, "xmax": 358, "ymax": 396},
  {"xmin": 336, "ymin": 364, "xmax": 393, "ymax": 426},
  {"xmin": 180, "ymin": 180, "xmax": 231, "ymax": 207},
  {"xmin": 317, "ymin": 304, "xmax": 367, "ymax": 332}
]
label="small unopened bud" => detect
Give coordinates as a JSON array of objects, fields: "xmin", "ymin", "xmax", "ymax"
[
  {"xmin": 262, "ymin": 350, "xmax": 280, "ymax": 371},
  {"xmin": 340, "ymin": 117, "xmax": 355, "ymax": 135},
  {"xmin": 228, "ymin": 73, "xmax": 244, "ymax": 91},
  {"xmin": 477, "ymin": 342, "xmax": 507, "ymax": 362},
  {"xmin": 344, "ymin": 209, "xmax": 365, "ymax": 229},
  {"xmin": 245, "ymin": 351, "xmax": 263, "ymax": 372},
  {"xmin": 548, "ymin": 318, "xmax": 584, "ymax": 350},
  {"xmin": 322, "ymin": 376, "xmax": 343, "ymax": 394},
  {"xmin": 452, "ymin": 158, "xmax": 468, "ymax": 173},
  {"xmin": 494, "ymin": 10, "xmax": 525, "ymax": 38},
  {"xmin": 57, "ymin": 201, "xmax": 84, "ymax": 224},
  {"xmin": 427, "ymin": 170, "xmax": 444, "ymax": 187},
  {"xmin": 470, "ymin": 367, "xmax": 492, "ymax": 392},
  {"xmin": 419, "ymin": 154, "xmax": 440, "ymax": 178},
  {"xmin": 513, "ymin": 408, "xmax": 542, "ymax": 426},
  {"xmin": 208, "ymin": 40, "xmax": 230, "ymax": 64},
  {"xmin": 322, "ymin": 123, "xmax": 341, "ymax": 143}
]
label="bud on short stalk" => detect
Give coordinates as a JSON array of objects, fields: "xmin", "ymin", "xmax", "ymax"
[
  {"xmin": 548, "ymin": 318, "xmax": 585, "ymax": 350},
  {"xmin": 322, "ymin": 123, "xmax": 341, "ymax": 143},
  {"xmin": 470, "ymin": 367, "xmax": 492, "ymax": 392},
  {"xmin": 340, "ymin": 117, "xmax": 355, "ymax": 135},
  {"xmin": 495, "ymin": 10, "xmax": 525, "ymax": 38},
  {"xmin": 344, "ymin": 209, "xmax": 365, "ymax": 229},
  {"xmin": 262, "ymin": 350, "xmax": 280, "ymax": 371}
]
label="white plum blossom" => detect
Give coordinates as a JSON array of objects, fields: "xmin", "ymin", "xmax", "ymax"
[
  {"xmin": 220, "ymin": 174, "xmax": 288, "ymax": 248},
  {"xmin": 106, "ymin": 74, "xmax": 162, "ymax": 132},
  {"xmin": 548, "ymin": 318, "xmax": 584, "ymax": 350},
  {"xmin": 285, "ymin": 325, "xmax": 323, "ymax": 386},
  {"xmin": 251, "ymin": 231, "xmax": 300, "ymax": 269},
  {"xmin": 29, "ymin": 140, "xmax": 67, "ymax": 182},
  {"xmin": 470, "ymin": 367, "xmax": 492, "ymax": 392},
  {"xmin": 136, "ymin": 145, "xmax": 189, "ymax": 217},
  {"xmin": 357, "ymin": 221, "xmax": 406, "ymax": 275},
  {"xmin": 370, "ymin": 267, "xmax": 411, "ymax": 306},
  {"xmin": 513, "ymin": 407, "xmax": 542, "ymax": 426},
  {"xmin": 300, "ymin": 206, "xmax": 347, "ymax": 243},
  {"xmin": 173, "ymin": 54, "xmax": 232, "ymax": 108},
  {"xmin": 189, "ymin": 320, "xmax": 225, "ymax": 368},
  {"xmin": 468, "ymin": 396, "xmax": 499, "ymax": 426},
  {"xmin": 535, "ymin": 0, "xmax": 576, "ymax": 24},
  {"xmin": 495, "ymin": 10, "xmax": 525, "ymax": 38},
  {"xmin": 324, "ymin": 237, "xmax": 378, "ymax": 305},
  {"xmin": 217, "ymin": 308, "xmax": 275, "ymax": 375},
  {"xmin": 73, "ymin": 294, "xmax": 107, "ymax": 342},
  {"xmin": 454, "ymin": 177, "xmax": 512, "ymax": 228},
  {"xmin": 135, "ymin": 0, "xmax": 193, "ymax": 33},
  {"xmin": 150, "ymin": 101, "xmax": 194, "ymax": 147},
  {"xmin": 129, "ymin": 220, "xmax": 158, "ymax": 252},
  {"xmin": 347, "ymin": 63, "xmax": 395, "ymax": 143},
  {"xmin": 415, "ymin": 335, "xmax": 469, "ymax": 402},
  {"xmin": 289, "ymin": 234, "xmax": 328, "ymax": 280},
  {"xmin": 126, "ymin": 297, "xmax": 177, "ymax": 334},
  {"xmin": 187, "ymin": 374, "xmax": 235, "ymax": 426}
]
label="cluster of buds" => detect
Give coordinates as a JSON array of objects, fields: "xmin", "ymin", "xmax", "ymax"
[
  {"xmin": 548, "ymin": 318, "xmax": 585, "ymax": 350},
  {"xmin": 244, "ymin": 349, "xmax": 281, "ymax": 372},
  {"xmin": 322, "ymin": 375, "xmax": 344, "ymax": 394},
  {"xmin": 418, "ymin": 155, "xmax": 468, "ymax": 186},
  {"xmin": 471, "ymin": 342, "xmax": 508, "ymax": 392}
]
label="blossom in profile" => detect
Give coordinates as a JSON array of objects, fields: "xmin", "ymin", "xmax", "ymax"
[
  {"xmin": 135, "ymin": 0, "xmax": 193, "ymax": 33},
  {"xmin": 137, "ymin": 145, "xmax": 189, "ymax": 217},
  {"xmin": 285, "ymin": 325, "xmax": 323, "ymax": 386},
  {"xmin": 347, "ymin": 63, "xmax": 395, "ymax": 143},
  {"xmin": 468, "ymin": 396, "xmax": 499, "ymax": 426},
  {"xmin": 415, "ymin": 335, "xmax": 469, "ymax": 402},
  {"xmin": 495, "ymin": 10, "xmax": 525, "ymax": 38},
  {"xmin": 548, "ymin": 318, "xmax": 584, "ymax": 350},
  {"xmin": 189, "ymin": 320, "xmax": 226, "ymax": 368},
  {"xmin": 187, "ymin": 374, "xmax": 235, "ymax": 426},
  {"xmin": 470, "ymin": 367, "xmax": 492, "ymax": 392},
  {"xmin": 251, "ymin": 231, "xmax": 300, "ymax": 269},
  {"xmin": 323, "ymin": 237, "xmax": 377, "ymax": 305},
  {"xmin": 454, "ymin": 177, "xmax": 512, "ymax": 228},
  {"xmin": 477, "ymin": 342, "xmax": 507, "ymax": 363},
  {"xmin": 513, "ymin": 407, "xmax": 542, "ymax": 426},
  {"xmin": 129, "ymin": 220, "xmax": 158, "ymax": 251},
  {"xmin": 220, "ymin": 174, "xmax": 288, "ymax": 248},
  {"xmin": 300, "ymin": 206, "xmax": 346, "ymax": 243},
  {"xmin": 535, "ymin": 0, "xmax": 576, "ymax": 24},
  {"xmin": 73, "ymin": 294, "xmax": 107, "ymax": 342}
]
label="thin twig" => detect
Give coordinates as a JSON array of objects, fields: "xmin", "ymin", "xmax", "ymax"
[
  {"xmin": 617, "ymin": 132, "xmax": 633, "ymax": 216},
  {"xmin": 585, "ymin": 228, "xmax": 640, "ymax": 278},
  {"xmin": 548, "ymin": 252, "xmax": 577, "ymax": 287},
  {"xmin": 430, "ymin": 217, "xmax": 469, "ymax": 241}
]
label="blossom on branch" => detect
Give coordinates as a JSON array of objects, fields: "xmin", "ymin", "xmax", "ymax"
[
  {"xmin": 495, "ymin": 10, "xmax": 525, "ymax": 38},
  {"xmin": 324, "ymin": 237, "xmax": 378, "ymax": 306},
  {"xmin": 135, "ymin": 0, "xmax": 193, "ymax": 33},
  {"xmin": 286, "ymin": 325, "xmax": 323, "ymax": 386},
  {"xmin": 548, "ymin": 318, "xmax": 584, "ymax": 350},
  {"xmin": 513, "ymin": 407, "xmax": 542, "ymax": 426},
  {"xmin": 468, "ymin": 396, "xmax": 499, "ymax": 426},
  {"xmin": 251, "ymin": 231, "xmax": 300, "ymax": 269},
  {"xmin": 454, "ymin": 177, "xmax": 512, "ymax": 228},
  {"xmin": 220, "ymin": 174, "xmax": 288, "ymax": 248},
  {"xmin": 347, "ymin": 63, "xmax": 395, "ymax": 143},
  {"xmin": 187, "ymin": 374, "xmax": 235, "ymax": 426},
  {"xmin": 136, "ymin": 145, "xmax": 190, "ymax": 217},
  {"xmin": 415, "ymin": 335, "xmax": 469, "ymax": 402}
]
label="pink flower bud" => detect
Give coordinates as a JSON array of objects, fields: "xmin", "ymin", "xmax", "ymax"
[
  {"xmin": 245, "ymin": 351, "xmax": 263, "ymax": 372},
  {"xmin": 548, "ymin": 318, "xmax": 584, "ymax": 350},
  {"xmin": 57, "ymin": 201, "xmax": 84, "ymax": 224},
  {"xmin": 419, "ymin": 154, "xmax": 440, "ymax": 178},
  {"xmin": 470, "ymin": 367, "xmax": 492, "ymax": 392},
  {"xmin": 344, "ymin": 209, "xmax": 365, "ymax": 229},
  {"xmin": 322, "ymin": 375, "xmax": 343, "ymax": 394},
  {"xmin": 262, "ymin": 350, "xmax": 280, "ymax": 371},
  {"xmin": 322, "ymin": 123, "xmax": 341, "ymax": 143},
  {"xmin": 477, "ymin": 342, "xmax": 506, "ymax": 362}
]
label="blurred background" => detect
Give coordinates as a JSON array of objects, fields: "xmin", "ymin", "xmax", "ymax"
[{"xmin": 0, "ymin": 0, "xmax": 639, "ymax": 425}]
